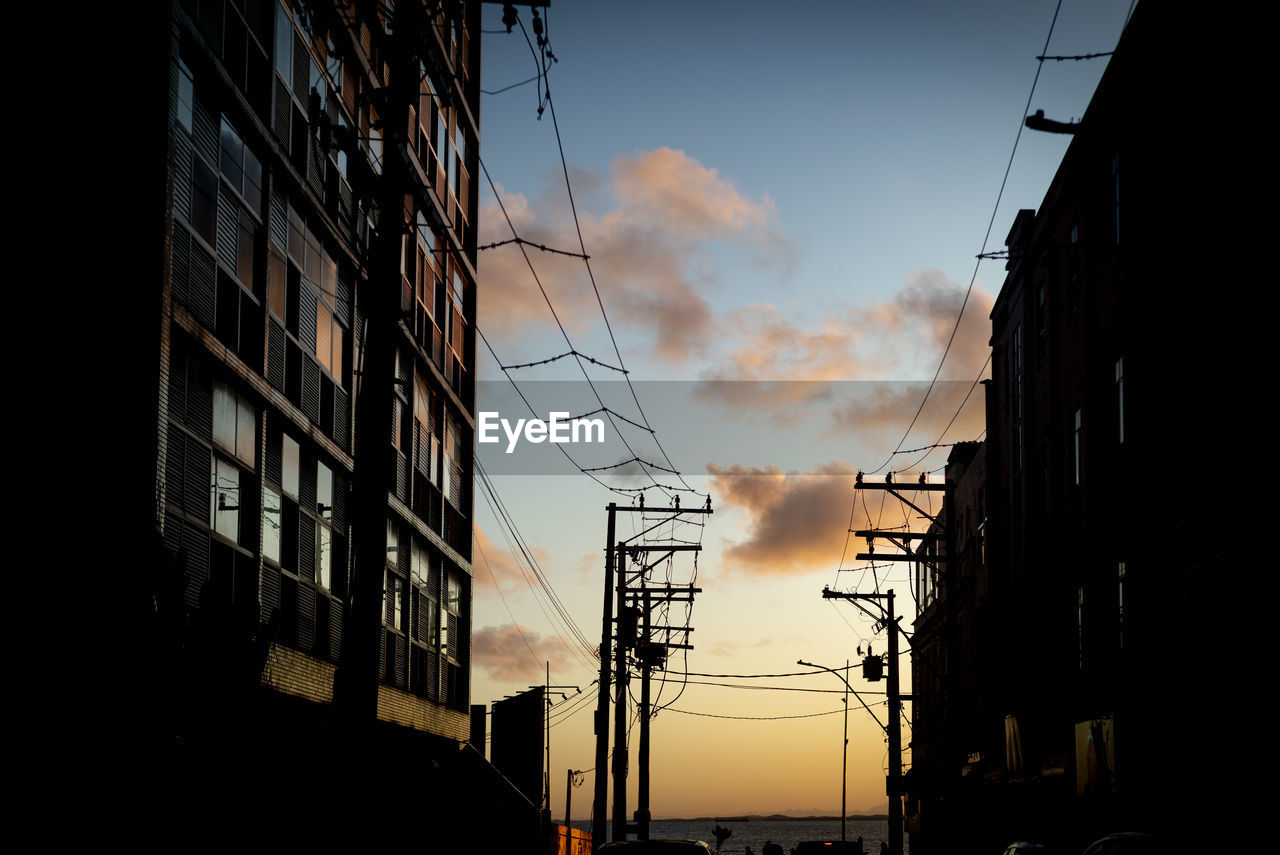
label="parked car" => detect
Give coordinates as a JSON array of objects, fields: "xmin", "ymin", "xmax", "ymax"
[
  {"xmin": 597, "ymin": 841, "xmax": 713, "ymax": 854},
  {"xmin": 1080, "ymin": 833, "xmax": 1161, "ymax": 855},
  {"xmin": 793, "ymin": 841, "xmax": 866, "ymax": 854},
  {"xmin": 1000, "ymin": 844, "xmax": 1054, "ymax": 855}
]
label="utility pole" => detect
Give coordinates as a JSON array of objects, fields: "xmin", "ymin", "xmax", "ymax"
[
  {"xmin": 849, "ymin": 471, "xmax": 954, "ymax": 851},
  {"xmin": 535, "ymin": 664, "xmax": 579, "ymax": 816},
  {"xmin": 822, "ymin": 588, "xmax": 904, "ymax": 855},
  {"xmin": 593, "ymin": 500, "xmax": 711, "ymax": 848},
  {"xmin": 842, "ymin": 659, "xmax": 849, "ymax": 842},
  {"xmin": 612, "ymin": 536, "xmax": 629, "ymax": 841},
  {"xmin": 591, "ymin": 504, "xmax": 616, "ymax": 851},
  {"xmin": 339, "ymin": 0, "xmax": 418, "ymax": 733}
]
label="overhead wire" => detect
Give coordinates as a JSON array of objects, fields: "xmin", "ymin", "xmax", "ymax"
[{"xmin": 865, "ymin": 0, "xmax": 1065, "ymax": 478}]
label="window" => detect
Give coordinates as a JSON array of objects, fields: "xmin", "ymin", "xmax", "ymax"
[
  {"xmin": 444, "ymin": 415, "xmax": 464, "ymax": 507},
  {"xmin": 414, "ymin": 371, "xmax": 438, "ymax": 485},
  {"xmin": 387, "ymin": 569, "xmax": 404, "ymax": 632},
  {"xmin": 274, "ymin": 1, "xmax": 292, "ymax": 81},
  {"xmin": 219, "ymin": 118, "xmax": 263, "ymax": 212},
  {"xmin": 315, "ymin": 460, "xmax": 333, "ymax": 590},
  {"xmin": 386, "ymin": 519, "xmax": 399, "ymax": 567},
  {"xmin": 263, "ymin": 487, "xmax": 282, "ymax": 564},
  {"xmin": 213, "ymin": 380, "xmax": 256, "ymax": 467},
  {"xmin": 282, "ymin": 434, "xmax": 300, "ymax": 498},
  {"xmin": 191, "ymin": 158, "xmax": 218, "ymax": 246},
  {"xmin": 211, "ymin": 456, "xmax": 241, "ymax": 541},
  {"xmin": 235, "ymin": 208, "xmax": 260, "ymax": 295},
  {"xmin": 176, "ymin": 59, "xmax": 194, "ymax": 133}
]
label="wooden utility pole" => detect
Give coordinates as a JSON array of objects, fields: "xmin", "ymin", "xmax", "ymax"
[
  {"xmin": 846, "ymin": 472, "xmax": 955, "ymax": 854},
  {"xmin": 822, "ymin": 588, "xmax": 904, "ymax": 855},
  {"xmin": 338, "ymin": 0, "xmax": 417, "ymax": 731},
  {"xmin": 591, "ymin": 504, "xmax": 616, "ymax": 850},
  {"xmin": 611, "ymin": 536, "xmax": 629, "ymax": 841},
  {"xmin": 593, "ymin": 501, "xmax": 711, "ymax": 848}
]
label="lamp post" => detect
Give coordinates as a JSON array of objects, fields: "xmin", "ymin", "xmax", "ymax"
[{"xmin": 799, "ymin": 658, "xmax": 881, "ymax": 842}]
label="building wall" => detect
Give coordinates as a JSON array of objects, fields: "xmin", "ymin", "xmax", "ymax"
[
  {"xmin": 911, "ymin": 3, "xmax": 1246, "ymax": 849},
  {"xmin": 154, "ymin": 0, "xmax": 481, "ymax": 752}
]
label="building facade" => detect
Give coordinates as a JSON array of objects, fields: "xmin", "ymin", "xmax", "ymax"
[
  {"xmin": 135, "ymin": 0, "xmax": 519, "ymax": 841},
  {"xmin": 907, "ymin": 4, "xmax": 1242, "ymax": 850}
]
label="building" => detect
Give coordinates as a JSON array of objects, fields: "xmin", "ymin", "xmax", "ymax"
[
  {"xmin": 125, "ymin": 1, "xmax": 535, "ymax": 843},
  {"xmin": 906, "ymin": 4, "xmax": 1245, "ymax": 851}
]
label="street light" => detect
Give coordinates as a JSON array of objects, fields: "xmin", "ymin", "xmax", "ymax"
[{"xmin": 798, "ymin": 658, "xmax": 883, "ymax": 843}]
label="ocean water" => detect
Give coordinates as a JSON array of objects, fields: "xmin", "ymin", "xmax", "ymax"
[{"xmin": 587, "ymin": 819, "xmax": 908, "ymax": 855}]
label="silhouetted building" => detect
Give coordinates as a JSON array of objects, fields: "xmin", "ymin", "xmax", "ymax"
[
  {"xmin": 908, "ymin": 4, "xmax": 1244, "ymax": 851},
  {"xmin": 130, "ymin": 1, "xmax": 528, "ymax": 844}
]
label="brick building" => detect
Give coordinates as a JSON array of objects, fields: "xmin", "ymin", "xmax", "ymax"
[{"xmin": 906, "ymin": 4, "xmax": 1246, "ymax": 851}]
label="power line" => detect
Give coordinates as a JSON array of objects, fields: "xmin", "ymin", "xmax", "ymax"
[
  {"xmin": 475, "ymin": 536, "xmax": 543, "ymax": 672},
  {"xmin": 476, "ymin": 458, "xmax": 599, "ymax": 668},
  {"xmin": 477, "ymin": 161, "xmax": 698, "ymax": 498},
  {"xmin": 866, "ymin": 0, "xmax": 1065, "ymax": 477},
  {"xmin": 665, "ymin": 707, "xmax": 849, "ymax": 721}
]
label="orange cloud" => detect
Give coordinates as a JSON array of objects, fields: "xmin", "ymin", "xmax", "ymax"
[
  {"xmin": 472, "ymin": 624, "xmax": 571, "ymax": 681},
  {"xmin": 478, "ymin": 148, "xmax": 781, "ymax": 364},
  {"xmin": 706, "ymin": 270, "xmax": 994, "ymax": 387},
  {"xmin": 473, "ymin": 524, "xmax": 550, "ymax": 595},
  {"xmin": 707, "ymin": 461, "xmax": 860, "ymax": 575}
]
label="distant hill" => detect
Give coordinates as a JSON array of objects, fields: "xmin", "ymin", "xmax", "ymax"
[{"xmin": 657, "ymin": 814, "xmax": 889, "ymax": 823}]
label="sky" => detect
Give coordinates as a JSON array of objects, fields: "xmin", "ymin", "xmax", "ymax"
[{"xmin": 467, "ymin": 0, "xmax": 1135, "ymax": 821}]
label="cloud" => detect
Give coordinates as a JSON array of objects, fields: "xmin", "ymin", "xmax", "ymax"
[
  {"xmin": 707, "ymin": 461, "xmax": 861, "ymax": 575},
  {"xmin": 705, "ymin": 270, "xmax": 993, "ymax": 387},
  {"xmin": 478, "ymin": 148, "xmax": 781, "ymax": 364},
  {"xmin": 695, "ymin": 271, "xmax": 993, "ymax": 441},
  {"xmin": 824, "ymin": 376, "xmax": 987, "ymax": 443},
  {"xmin": 472, "ymin": 624, "xmax": 571, "ymax": 681},
  {"xmin": 473, "ymin": 524, "xmax": 540, "ymax": 594}
]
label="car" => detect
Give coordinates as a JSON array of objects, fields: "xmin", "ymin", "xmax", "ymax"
[
  {"xmin": 1080, "ymin": 833, "xmax": 1161, "ymax": 855},
  {"xmin": 597, "ymin": 841, "xmax": 714, "ymax": 854},
  {"xmin": 793, "ymin": 842, "xmax": 866, "ymax": 854}
]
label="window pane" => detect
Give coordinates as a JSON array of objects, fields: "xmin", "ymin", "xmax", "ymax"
[
  {"xmin": 317, "ymin": 461, "xmax": 332, "ymax": 516},
  {"xmin": 268, "ymin": 250, "xmax": 286, "ymax": 319},
  {"xmin": 236, "ymin": 395, "xmax": 256, "ymax": 466},
  {"xmin": 316, "ymin": 523, "xmax": 331, "ymax": 590},
  {"xmin": 316, "ymin": 300, "xmax": 332, "ymax": 370},
  {"xmin": 219, "ymin": 120, "xmax": 243, "ymax": 189},
  {"xmin": 283, "ymin": 434, "xmax": 300, "ymax": 498},
  {"xmin": 263, "ymin": 488, "xmax": 282, "ymax": 563},
  {"xmin": 213, "ymin": 381, "xmax": 237, "ymax": 452},
  {"xmin": 274, "ymin": 2, "xmax": 292, "ymax": 79},
  {"xmin": 438, "ymin": 602, "xmax": 448, "ymax": 656},
  {"xmin": 213, "ymin": 458, "xmax": 240, "ymax": 540},
  {"xmin": 394, "ymin": 576, "xmax": 404, "ymax": 630},
  {"xmin": 411, "ymin": 540, "xmax": 426, "ymax": 585},
  {"xmin": 192, "ymin": 159, "xmax": 218, "ymax": 245},
  {"xmin": 177, "ymin": 61, "xmax": 194, "ymax": 133},
  {"xmin": 386, "ymin": 520, "xmax": 399, "ymax": 567},
  {"xmin": 447, "ymin": 569, "xmax": 461, "ymax": 612},
  {"xmin": 331, "ymin": 323, "xmax": 344, "ymax": 382},
  {"xmin": 243, "ymin": 148, "xmax": 263, "ymax": 211}
]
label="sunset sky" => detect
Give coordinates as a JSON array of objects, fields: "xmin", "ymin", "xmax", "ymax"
[{"xmin": 467, "ymin": 0, "xmax": 1133, "ymax": 819}]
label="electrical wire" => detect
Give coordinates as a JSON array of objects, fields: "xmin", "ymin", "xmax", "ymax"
[
  {"xmin": 865, "ymin": 0, "xmax": 1065, "ymax": 478},
  {"xmin": 665, "ymin": 707, "xmax": 848, "ymax": 721}
]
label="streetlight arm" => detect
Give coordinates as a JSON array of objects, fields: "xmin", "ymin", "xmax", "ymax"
[{"xmin": 797, "ymin": 659, "xmax": 886, "ymax": 733}]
